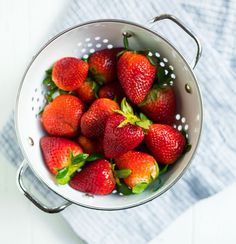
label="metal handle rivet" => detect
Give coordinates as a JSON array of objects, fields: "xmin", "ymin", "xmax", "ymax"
[
  {"xmin": 28, "ymin": 137, "xmax": 34, "ymax": 146},
  {"xmin": 185, "ymin": 84, "xmax": 192, "ymax": 94},
  {"xmin": 85, "ymin": 193, "xmax": 94, "ymax": 198}
]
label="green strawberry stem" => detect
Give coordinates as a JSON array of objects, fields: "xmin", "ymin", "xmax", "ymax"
[
  {"xmin": 111, "ymin": 164, "xmax": 133, "ymax": 195},
  {"xmin": 121, "ymin": 34, "xmax": 156, "ymax": 66},
  {"xmin": 132, "ymin": 182, "xmax": 149, "ymax": 194},
  {"xmin": 116, "ymin": 32, "xmax": 131, "ymax": 58},
  {"xmin": 92, "ymin": 81, "xmax": 100, "ymax": 98},
  {"xmin": 151, "ymin": 178, "xmax": 164, "ymax": 192},
  {"xmin": 122, "ymin": 32, "xmax": 132, "ymax": 50},
  {"xmin": 123, "ymin": 35, "xmax": 129, "ymax": 49},
  {"xmin": 56, "ymin": 150, "xmax": 103, "ymax": 185},
  {"xmin": 115, "ymin": 169, "xmax": 132, "ymax": 179},
  {"xmin": 159, "ymin": 165, "xmax": 169, "ymax": 175},
  {"xmin": 112, "ymin": 164, "xmax": 132, "ymax": 184},
  {"xmin": 114, "ymin": 98, "xmax": 152, "ymax": 130},
  {"xmin": 86, "ymin": 153, "xmax": 104, "ymax": 162},
  {"xmin": 117, "ymin": 182, "xmax": 133, "ymax": 195}
]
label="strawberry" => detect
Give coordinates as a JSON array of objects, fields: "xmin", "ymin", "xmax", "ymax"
[
  {"xmin": 40, "ymin": 136, "xmax": 83, "ymax": 175},
  {"xmin": 98, "ymin": 82, "xmax": 125, "ymax": 103},
  {"xmin": 69, "ymin": 159, "xmax": 116, "ymax": 195},
  {"xmin": 77, "ymin": 135, "xmax": 103, "ymax": 154},
  {"xmin": 117, "ymin": 51, "xmax": 156, "ymax": 104},
  {"xmin": 88, "ymin": 48, "xmax": 123, "ymax": 84},
  {"xmin": 139, "ymin": 86, "xmax": 176, "ymax": 125},
  {"xmin": 41, "ymin": 94, "xmax": 84, "ymax": 137},
  {"xmin": 76, "ymin": 78, "xmax": 99, "ymax": 103},
  {"xmin": 80, "ymin": 98, "xmax": 119, "ymax": 138},
  {"xmin": 115, "ymin": 151, "xmax": 159, "ymax": 193},
  {"xmin": 145, "ymin": 124, "xmax": 186, "ymax": 164},
  {"xmin": 52, "ymin": 57, "xmax": 88, "ymax": 91},
  {"xmin": 103, "ymin": 98, "xmax": 152, "ymax": 158},
  {"xmin": 40, "ymin": 136, "xmax": 102, "ymax": 185}
]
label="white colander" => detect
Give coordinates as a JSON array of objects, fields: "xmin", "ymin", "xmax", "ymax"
[{"xmin": 15, "ymin": 14, "xmax": 203, "ymax": 213}]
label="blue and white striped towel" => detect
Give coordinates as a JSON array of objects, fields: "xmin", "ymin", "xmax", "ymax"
[{"xmin": 1, "ymin": 0, "xmax": 236, "ymax": 243}]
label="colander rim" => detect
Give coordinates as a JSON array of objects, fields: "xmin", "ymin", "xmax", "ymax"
[{"xmin": 15, "ymin": 18, "xmax": 203, "ymax": 211}]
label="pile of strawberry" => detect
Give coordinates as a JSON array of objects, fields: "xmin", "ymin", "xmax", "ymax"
[{"xmin": 39, "ymin": 36, "xmax": 190, "ymax": 195}]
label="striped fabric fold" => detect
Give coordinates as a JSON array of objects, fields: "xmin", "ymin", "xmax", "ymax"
[{"xmin": 1, "ymin": 0, "xmax": 236, "ymax": 243}]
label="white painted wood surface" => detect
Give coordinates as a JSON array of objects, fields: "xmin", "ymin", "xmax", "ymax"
[
  {"xmin": 150, "ymin": 183, "xmax": 236, "ymax": 244},
  {"xmin": 0, "ymin": 0, "xmax": 82, "ymax": 243},
  {"xmin": 1, "ymin": 0, "xmax": 236, "ymax": 243}
]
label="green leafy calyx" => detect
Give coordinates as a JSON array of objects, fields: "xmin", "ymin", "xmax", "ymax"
[
  {"xmin": 115, "ymin": 169, "xmax": 132, "ymax": 179},
  {"xmin": 92, "ymin": 81, "xmax": 100, "ymax": 98},
  {"xmin": 55, "ymin": 150, "xmax": 102, "ymax": 185},
  {"xmin": 151, "ymin": 178, "xmax": 164, "ymax": 192},
  {"xmin": 115, "ymin": 98, "xmax": 152, "ymax": 130},
  {"xmin": 159, "ymin": 165, "xmax": 169, "ymax": 175},
  {"xmin": 132, "ymin": 182, "xmax": 149, "ymax": 194},
  {"xmin": 112, "ymin": 164, "xmax": 133, "ymax": 195},
  {"xmin": 117, "ymin": 182, "xmax": 133, "ymax": 195}
]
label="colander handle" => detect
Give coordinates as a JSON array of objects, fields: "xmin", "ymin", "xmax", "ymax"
[
  {"xmin": 17, "ymin": 160, "xmax": 71, "ymax": 213},
  {"xmin": 151, "ymin": 14, "xmax": 202, "ymax": 69}
]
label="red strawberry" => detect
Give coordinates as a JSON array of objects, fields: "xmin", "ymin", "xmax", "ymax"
[
  {"xmin": 139, "ymin": 86, "xmax": 176, "ymax": 125},
  {"xmin": 52, "ymin": 57, "xmax": 88, "ymax": 91},
  {"xmin": 103, "ymin": 98, "xmax": 151, "ymax": 158},
  {"xmin": 98, "ymin": 82, "xmax": 125, "ymax": 103},
  {"xmin": 77, "ymin": 135, "xmax": 103, "ymax": 154},
  {"xmin": 145, "ymin": 124, "xmax": 186, "ymax": 164},
  {"xmin": 76, "ymin": 78, "xmax": 98, "ymax": 103},
  {"xmin": 115, "ymin": 151, "xmax": 159, "ymax": 193},
  {"xmin": 80, "ymin": 98, "xmax": 119, "ymax": 138},
  {"xmin": 88, "ymin": 48, "xmax": 123, "ymax": 84},
  {"xmin": 40, "ymin": 136, "xmax": 82, "ymax": 175},
  {"xmin": 117, "ymin": 51, "xmax": 156, "ymax": 104},
  {"xmin": 41, "ymin": 95, "xmax": 84, "ymax": 137},
  {"xmin": 70, "ymin": 159, "xmax": 116, "ymax": 195},
  {"xmin": 104, "ymin": 114, "xmax": 144, "ymax": 158}
]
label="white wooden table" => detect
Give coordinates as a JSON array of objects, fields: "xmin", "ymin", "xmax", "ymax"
[
  {"xmin": 0, "ymin": 0, "xmax": 82, "ymax": 243},
  {"xmin": 1, "ymin": 0, "xmax": 236, "ymax": 243}
]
